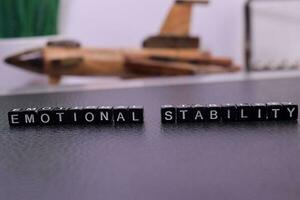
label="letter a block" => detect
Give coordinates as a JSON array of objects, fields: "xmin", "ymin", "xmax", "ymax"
[
  {"xmin": 192, "ymin": 104, "xmax": 206, "ymax": 122},
  {"xmin": 113, "ymin": 106, "xmax": 130, "ymax": 124}
]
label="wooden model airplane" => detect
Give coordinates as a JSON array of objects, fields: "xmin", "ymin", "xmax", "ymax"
[{"xmin": 5, "ymin": 0, "xmax": 239, "ymax": 84}]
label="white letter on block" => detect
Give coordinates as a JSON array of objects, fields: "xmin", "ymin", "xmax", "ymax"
[
  {"xmin": 165, "ymin": 111, "xmax": 173, "ymax": 121},
  {"xmin": 41, "ymin": 114, "xmax": 50, "ymax": 124},
  {"xmin": 85, "ymin": 112, "xmax": 95, "ymax": 123},
  {"xmin": 25, "ymin": 114, "xmax": 35, "ymax": 124}
]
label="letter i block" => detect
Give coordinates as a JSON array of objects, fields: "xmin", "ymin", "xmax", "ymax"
[
  {"xmin": 236, "ymin": 103, "xmax": 252, "ymax": 121},
  {"xmin": 251, "ymin": 103, "xmax": 267, "ymax": 121},
  {"xmin": 221, "ymin": 104, "xmax": 237, "ymax": 122},
  {"xmin": 192, "ymin": 104, "xmax": 206, "ymax": 122},
  {"xmin": 98, "ymin": 106, "xmax": 113, "ymax": 124},
  {"xmin": 281, "ymin": 102, "xmax": 298, "ymax": 121},
  {"xmin": 176, "ymin": 105, "xmax": 193, "ymax": 123},
  {"xmin": 161, "ymin": 105, "xmax": 176, "ymax": 124},
  {"xmin": 65, "ymin": 107, "xmax": 84, "ymax": 124},
  {"xmin": 38, "ymin": 107, "xmax": 55, "ymax": 125},
  {"xmin": 113, "ymin": 106, "xmax": 130, "ymax": 124},
  {"xmin": 8, "ymin": 108, "xmax": 24, "ymax": 126},
  {"xmin": 206, "ymin": 104, "xmax": 221, "ymax": 122},
  {"xmin": 267, "ymin": 102, "xmax": 283, "ymax": 121},
  {"xmin": 128, "ymin": 106, "xmax": 144, "ymax": 123}
]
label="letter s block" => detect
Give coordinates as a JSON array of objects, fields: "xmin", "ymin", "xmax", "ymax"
[{"xmin": 161, "ymin": 105, "xmax": 176, "ymax": 124}]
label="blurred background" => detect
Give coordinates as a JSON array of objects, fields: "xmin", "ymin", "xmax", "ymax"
[{"xmin": 1, "ymin": 0, "xmax": 300, "ymax": 94}]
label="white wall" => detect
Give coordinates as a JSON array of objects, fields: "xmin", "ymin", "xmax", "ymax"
[{"xmin": 65, "ymin": 0, "xmax": 246, "ymax": 63}]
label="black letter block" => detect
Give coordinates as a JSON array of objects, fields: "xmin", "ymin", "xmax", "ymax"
[
  {"xmin": 267, "ymin": 102, "xmax": 283, "ymax": 121},
  {"xmin": 38, "ymin": 107, "xmax": 55, "ymax": 125},
  {"xmin": 281, "ymin": 102, "xmax": 298, "ymax": 121},
  {"xmin": 22, "ymin": 108, "xmax": 38, "ymax": 125},
  {"xmin": 65, "ymin": 106, "xmax": 84, "ymax": 125},
  {"xmin": 113, "ymin": 106, "xmax": 130, "ymax": 124},
  {"xmin": 82, "ymin": 106, "xmax": 99, "ymax": 124},
  {"xmin": 192, "ymin": 104, "xmax": 206, "ymax": 122},
  {"xmin": 52, "ymin": 107, "xmax": 68, "ymax": 125},
  {"xmin": 8, "ymin": 108, "xmax": 24, "ymax": 126},
  {"xmin": 128, "ymin": 106, "xmax": 144, "ymax": 123},
  {"xmin": 221, "ymin": 104, "xmax": 237, "ymax": 122},
  {"xmin": 177, "ymin": 105, "xmax": 193, "ymax": 123},
  {"xmin": 236, "ymin": 103, "xmax": 252, "ymax": 121},
  {"xmin": 206, "ymin": 104, "xmax": 221, "ymax": 122},
  {"xmin": 251, "ymin": 103, "xmax": 267, "ymax": 121},
  {"xmin": 99, "ymin": 106, "xmax": 113, "ymax": 124},
  {"xmin": 161, "ymin": 105, "xmax": 176, "ymax": 124}
]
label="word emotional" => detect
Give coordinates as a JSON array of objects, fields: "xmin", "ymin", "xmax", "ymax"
[
  {"xmin": 8, "ymin": 106, "xmax": 144, "ymax": 126},
  {"xmin": 161, "ymin": 102, "xmax": 298, "ymax": 123}
]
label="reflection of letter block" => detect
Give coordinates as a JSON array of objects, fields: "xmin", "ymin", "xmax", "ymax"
[{"xmin": 161, "ymin": 105, "xmax": 176, "ymax": 124}]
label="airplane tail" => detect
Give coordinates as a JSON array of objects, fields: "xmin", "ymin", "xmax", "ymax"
[
  {"xmin": 160, "ymin": 0, "xmax": 209, "ymax": 36},
  {"xmin": 143, "ymin": 0, "xmax": 209, "ymax": 49}
]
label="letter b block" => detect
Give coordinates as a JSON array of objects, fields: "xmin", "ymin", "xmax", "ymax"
[
  {"xmin": 161, "ymin": 105, "xmax": 176, "ymax": 124},
  {"xmin": 206, "ymin": 104, "xmax": 221, "ymax": 122}
]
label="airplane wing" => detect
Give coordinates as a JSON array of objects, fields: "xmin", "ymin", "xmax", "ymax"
[{"xmin": 124, "ymin": 56, "xmax": 239, "ymax": 77}]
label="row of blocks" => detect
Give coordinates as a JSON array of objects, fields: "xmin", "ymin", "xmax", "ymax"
[
  {"xmin": 8, "ymin": 106, "xmax": 144, "ymax": 126},
  {"xmin": 161, "ymin": 102, "xmax": 298, "ymax": 123}
]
